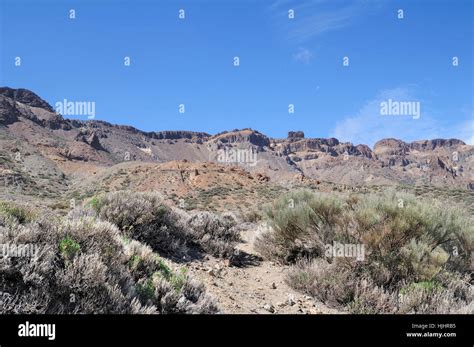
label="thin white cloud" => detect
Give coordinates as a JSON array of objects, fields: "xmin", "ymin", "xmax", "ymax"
[
  {"xmin": 292, "ymin": 47, "xmax": 313, "ymax": 64},
  {"xmin": 329, "ymin": 87, "xmax": 469, "ymax": 148},
  {"xmin": 454, "ymin": 118, "xmax": 474, "ymax": 145},
  {"xmin": 269, "ymin": 0, "xmax": 386, "ymax": 43}
]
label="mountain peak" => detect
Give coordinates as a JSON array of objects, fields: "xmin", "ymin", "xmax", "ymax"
[{"xmin": 0, "ymin": 87, "xmax": 54, "ymax": 112}]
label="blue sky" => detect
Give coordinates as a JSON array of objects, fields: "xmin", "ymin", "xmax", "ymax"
[{"xmin": 1, "ymin": 0, "xmax": 472, "ymax": 147}]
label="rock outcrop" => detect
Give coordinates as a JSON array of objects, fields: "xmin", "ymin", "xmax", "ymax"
[
  {"xmin": 0, "ymin": 87, "xmax": 55, "ymax": 112},
  {"xmin": 1, "ymin": 87, "xmax": 472, "ymax": 191}
]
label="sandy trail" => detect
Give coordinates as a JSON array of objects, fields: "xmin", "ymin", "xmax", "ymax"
[{"xmin": 187, "ymin": 226, "xmax": 342, "ymax": 314}]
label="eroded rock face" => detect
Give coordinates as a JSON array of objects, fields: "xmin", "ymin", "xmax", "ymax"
[
  {"xmin": 374, "ymin": 138, "xmax": 466, "ymax": 156},
  {"xmin": 0, "ymin": 87, "xmax": 55, "ymax": 112},
  {"xmin": 1, "ymin": 87, "xmax": 472, "ymax": 191},
  {"xmin": 212, "ymin": 129, "xmax": 270, "ymax": 148},
  {"xmin": 151, "ymin": 131, "xmax": 210, "ymax": 140},
  {"xmin": 288, "ymin": 131, "xmax": 305, "ymax": 140},
  {"xmin": 409, "ymin": 139, "xmax": 465, "ymax": 151},
  {"xmin": 75, "ymin": 129, "xmax": 107, "ymax": 152},
  {"xmin": 355, "ymin": 144, "xmax": 373, "ymax": 159},
  {"xmin": 279, "ymin": 138, "xmax": 372, "ymax": 159},
  {"xmin": 86, "ymin": 132, "xmax": 106, "ymax": 151},
  {"xmin": 44, "ymin": 114, "xmax": 71, "ymax": 130},
  {"xmin": 373, "ymin": 138, "xmax": 410, "ymax": 156},
  {"xmin": 0, "ymin": 96, "xmax": 21, "ymax": 125}
]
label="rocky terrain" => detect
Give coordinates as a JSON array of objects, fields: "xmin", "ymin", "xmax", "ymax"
[
  {"xmin": 1, "ymin": 87, "xmax": 472, "ymax": 197},
  {"xmin": 1, "ymin": 87, "xmax": 473, "ymax": 314}
]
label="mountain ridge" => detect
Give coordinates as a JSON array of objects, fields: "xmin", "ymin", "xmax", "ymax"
[
  {"xmin": 0, "ymin": 87, "xmax": 466, "ymax": 150},
  {"xmin": 1, "ymin": 87, "xmax": 473, "ymax": 202}
]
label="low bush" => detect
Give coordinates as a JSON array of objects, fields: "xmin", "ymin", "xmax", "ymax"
[
  {"xmin": 92, "ymin": 191, "xmax": 189, "ymax": 257},
  {"xmin": 255, "ymin": 190, "xmax": 345, "ymax": 263},
  {"xmin": 396, "ymin": 273, "xmax": 473, "ymax": 314},
  {"xmin": 0, "ymin": 201, "xmax": 36, "ymax": 224},
  {"xmin": 92, "ymin": 191, "xmax": 239, "ymax": 259},
  {"xmin": 287, "ymin": 259, "xmax": 356, "ymax": 306},
  {"xmin": 125, "ymin": 240, "xmax": 218, "ymax": 314},
  {"xmin": 186, "ymin": 212, "xmax": 240, "ymax": 257},
  {"xmin": 259, "ymin": 189, "xmax": 473, "ymax": 314},
  {"xmin": 0, "ymin": 214, "xmax": 218, "ymax": 314}
]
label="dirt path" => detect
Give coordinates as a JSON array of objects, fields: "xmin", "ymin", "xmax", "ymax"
[{"xmin": 187, "ymin": 226, "xmax": 342, "ymax": 314}]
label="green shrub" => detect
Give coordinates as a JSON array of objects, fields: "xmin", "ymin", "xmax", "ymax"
[
  {"xmin": 59, "ymin": 236, "xmax": 81, "ymax": 263},
  {"xmin": 261, "ymin": 189, "xmax": 473, "ymax": 314},
  {"xmin": 0, "ymin": 201, "xmax": 36, "ymax": 224},
  {"xmin": 136, "ymin": 278, "xmax": 155, "ymax": 302},
  {"xmin": 352, "ymin": 191, "xmax": 471, "ymax": 285},
  {"xmin": 255, "ymin": 190, "xmax": 347, "ymax": 263}
]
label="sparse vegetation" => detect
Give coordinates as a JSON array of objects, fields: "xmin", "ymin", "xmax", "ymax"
[
  {"xmin": 259, "ymin": 189, "xmax": 473, "ymax": 313},
  {"xmin": 0, "ymin": 211, "xmax": 218, "ymax": 314},
  {"xmin": 255, "ymin": 190, "xmax": 346, "ymax": 263},
  {"xmin": 91, "ymin": 191, "xmax": 239, "ymax": 259},
  {"xmin": 186, "ymin": 211, "xmax": 240, "ymax": 257},
  {"xmin": 59, "ymin": 236, "xmax": 81, "ymax": 263},
  {"xmin": 2, "ymin": 86, "xmax": 474, "ymax": 316},
  {"xmin": 92, "ymin": 191, "xmax": 190, "ymax": 257},
  {"xmin": 0, "ymin": 201, "xmax": 36, "ymax": 224}
]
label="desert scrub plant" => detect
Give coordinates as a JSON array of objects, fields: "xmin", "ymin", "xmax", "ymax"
[
  {"xmin": 92, "ymin": 191, "xmax": 190, "ymax": 257},
  {"xmin": 89, "ymin": 196, "xmax": 101, "ymax": 212},
  {"xmin": 186, "ymin": 211, "xmax": 240, "ymax": 258},
  {"xmin": 0, "ymin": 216, "xmax": 136, "ymax": 313},
  {"xmin": 287, "ymin": 259, "xmax": 473, "ymax": 314},
  {"xmin": 0, "ymin": 214, "xmax": 218, "ymax": 314},
  {"xmin": 263, "ymin": 189, "xmax": 473, "ymax": 313},
  {"xmin": 255, "ymin": 190, "xmax": 347, "ymax": 263},
  {"xmin": 287, "ymin": 259, "xmax": 357, "ymax": 306},
  {"xmin": 0, "ymin": 201, "xmax": 36, "ymax": 224},
  {"xmin": 92, "ymin": 191, "xmax": 241, "ymax": 259},
  {"xmin": 242, "ymin": 208, "xmax": 263, "ymax": 223},
  {"xmin": 124, "ymin": 240, "xmax": 218, "ymax": 313},
  {"xmin": 396, "ymin": 272, "xmax": 473, "ymax": 314},
  {"xmin": 59, "ymin": 236, "xmax": 81, "ymax": 263},
  {"xmin": 347, "ymin": 278, "xmax": 398, "ymax": 314},
  {"xmin": 261, "ymin": 189, "xmax": 472, "ymax": 278},
  {"xmin": 351, "ymin": 190, "xmax": 472, "ymax": 286}
]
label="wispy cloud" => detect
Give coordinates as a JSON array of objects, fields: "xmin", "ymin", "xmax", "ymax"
[
  {"xmin": 269, "ymin": 0, "xmax": 386, "ymax": 43},
  {"xmin": 455, "ymin": 117, "xmax": 474, "ymax": 145},
  {"xmin": 292, "ymin": 47, "xmax": 313, "ymax": 64},
  {"xmin": 330, "ymin": 87, "xmax": 471, "ymax": 148}
]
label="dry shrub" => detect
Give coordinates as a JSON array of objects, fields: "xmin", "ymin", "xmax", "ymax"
[
  {"xmin": 397, "ymin": 273, "xmax": 473, "ymax": 314},
  {"xmin": 287, "ymin": 259, "xmax": 356, "ymax": 306},
  {"xmin": 186, "ymin": 211, "xmax": 240, "ymax": 257},
  {"xmin": 287, "ymin": 259, "xmax": 472, "ymax": 314},
  {"xmin": 262, "ymin": 189, "xmax": 473, "ymax": 314},
  {"xmin": 92, "ymin": 191, "xmax": 239, "ymax": 259},
  {"xmin": 125, "ymin": 240, "xmax": 218, "ymax": 314},
  {"xmin": 0, "ymin": 215, "xmax": 135, "ymax": 313},
  {"xmin": 92, "ymin": 191, "xmax": 189, "ymax": 257},
  {"xmin": 0, "ymin": 212, "xmax": 218, "ymax": 314},
  {"xmin": 255, "ymin": 190, "xmax": 345, "ymax": 263},
  {"xmin": 348, "ymin": 278, "xmax": 398, "ymax": 314},
  {"xmin": 0, "ymin": 201, "xmax": 36, "ymax": 225}
]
